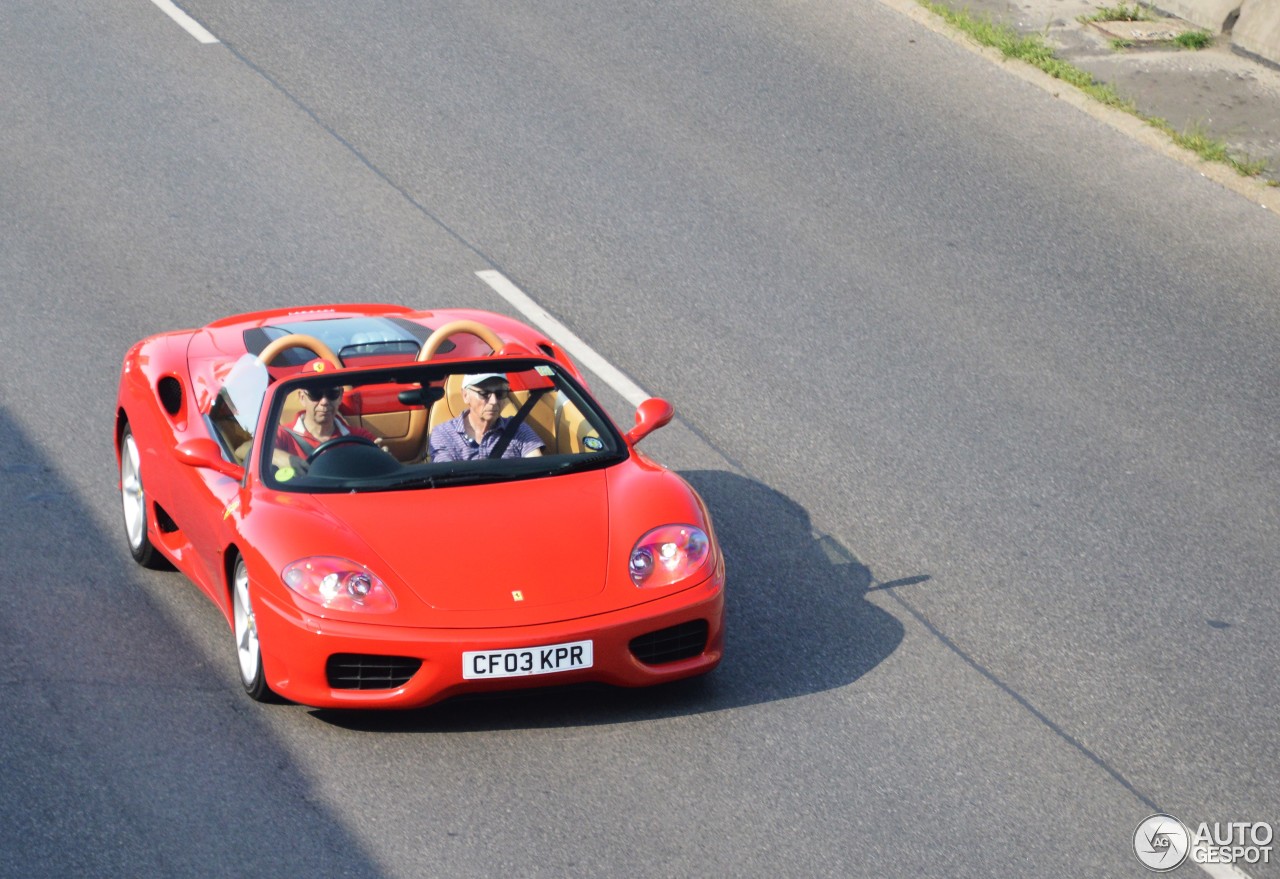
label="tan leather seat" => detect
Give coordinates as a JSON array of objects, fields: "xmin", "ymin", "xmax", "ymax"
[
  {"xmin": 349, "ymin": 409, "xmax": 414, "ymax": 460},
  {"xmin": 554, "ymin": 399, "xmax": 602, "ymax": 454},
  {"xmin": 514, "ymin": 390, "xmax": 557, "ymax": 450},
  {"xmin": 427, "ymin": 373, "xmax": 468, "ymax": 436}
]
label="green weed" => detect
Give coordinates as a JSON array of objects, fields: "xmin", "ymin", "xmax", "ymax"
[
  {"xmin": 917, "ymin": 1, "xmax": 1270, "ymax": 181},
  {"xmin": 1173, "ymin": 30, "xmax": 1213, "ymax": 50},
  {"xmin": 1081, "ymin": 4, "xmax": 1154, "ymax": 22}
]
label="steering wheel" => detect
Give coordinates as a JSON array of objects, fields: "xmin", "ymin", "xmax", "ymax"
[
  {"xmin": 305, "ymin": 434, "xmax": 379, "ymax": 465},
  {"xmin": 416, "ymin": 320, "xmax": 504, "ymax": 361},
  {"xmin": 257, "ymin": 333, "xmax": 344, "ymax": 369}
]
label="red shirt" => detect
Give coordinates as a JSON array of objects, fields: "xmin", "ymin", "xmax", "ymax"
[{"xmin": 275, "ymin": 414, "xmax": 379, "ymax": 458}]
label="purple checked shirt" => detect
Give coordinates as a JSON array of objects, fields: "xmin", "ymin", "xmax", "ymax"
[{"xmin": 428, "ymin": 414, "xmax": 545, "ymax": 462}]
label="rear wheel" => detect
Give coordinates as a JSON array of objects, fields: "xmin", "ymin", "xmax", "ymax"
[
  {"xmin": 232, "ymin": 555, "xmax": 276, "ymax": 702},
  {"xmin": 120, "ymin": 425, "xmax": 164, "ymax": 569}
]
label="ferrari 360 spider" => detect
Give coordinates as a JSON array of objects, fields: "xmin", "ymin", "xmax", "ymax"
[{"xmin": 115, "ymin": 304, "xmax": 724, "ymax": 709}]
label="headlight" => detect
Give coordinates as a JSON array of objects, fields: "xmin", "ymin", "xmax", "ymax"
[
  {"xmin": 629, "ymin": 525, "xmax": 711, "ymax": 588},
  {"xmin": 281, "ymin": 557, "xmax": 397, "ymax": 613}
]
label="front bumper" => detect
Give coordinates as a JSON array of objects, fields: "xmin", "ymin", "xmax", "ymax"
[{"xmin": 253, "ymin": 576, "xmax": 724, "ymax": 709}]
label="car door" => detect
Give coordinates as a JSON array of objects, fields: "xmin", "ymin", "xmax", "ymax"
[{"xmin": 175, "ymin": 355, "xmax": 267, "ymax": 606}]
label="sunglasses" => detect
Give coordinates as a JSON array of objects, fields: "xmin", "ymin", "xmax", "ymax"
[{"xmin": 304, "ymin": 387, "xmax": 343, "ymax": 401}]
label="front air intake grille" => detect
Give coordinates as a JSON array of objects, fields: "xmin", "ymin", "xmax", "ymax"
[
  {"xmin": 629, "ymin": 620, "xmax": 709, "ymax": 666},
  {"xmin": 326, "ymin": 654, "xmax": 422, "ymax": 690}
]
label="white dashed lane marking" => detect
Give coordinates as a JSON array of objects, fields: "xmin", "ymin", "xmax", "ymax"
[
  {"xmin": 149, "ymin": 0, "xmax": 218, "ymax": 44},
  {"xmin": 475, "ymin": 270, "xmax": 651, "ymax": 409}
]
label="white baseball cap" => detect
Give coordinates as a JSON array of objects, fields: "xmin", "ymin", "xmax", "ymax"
[{"xmin": 462, "ymin": 372, "xmax": 508, "ymax": 388}]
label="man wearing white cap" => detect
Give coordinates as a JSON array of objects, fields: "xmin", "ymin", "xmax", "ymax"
[{"xmin": 428, "ymin": 372, "xmax": 545, "ymax": 462}]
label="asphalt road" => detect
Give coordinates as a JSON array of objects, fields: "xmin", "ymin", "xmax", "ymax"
[{"xmin": 2, "ymin": 1, "xmax": 1277, "ymax": 877}]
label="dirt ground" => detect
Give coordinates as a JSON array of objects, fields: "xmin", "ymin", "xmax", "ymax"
[{"xmin": 927, "ymin": 0, "xmax": 1280, "ymax": 185}]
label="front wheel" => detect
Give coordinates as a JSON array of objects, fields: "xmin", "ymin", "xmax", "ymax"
[
  {"xmin": 232, "ymin": 555, "xmax": 277, "ymax": 702},
  {"xmin": 120, "ymin": 425, "xmax": 165, "ymax": 569}
]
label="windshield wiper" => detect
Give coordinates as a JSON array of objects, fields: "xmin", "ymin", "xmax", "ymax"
[
  {"xmin": 382, "ymin": 455, "xmax": 617, "ymax": 491},
  {"xmin": 543, "ymin": 454, "xmax": 617, "ymax": 477},
  {"xmin": 385, "ymin": 472, "xmax": 440, "ymax": 490},
  {"xmin": 385, "ymin": 469, "xmax": 504, "ymax": 490}
]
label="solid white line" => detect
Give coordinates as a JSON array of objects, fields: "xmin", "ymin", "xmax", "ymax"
[
  {"xmin": 149, "ymin": 0, "xmax": 219, "ymax": 44},
  {"xmin": 475, "ymin": 270, "xmax": 651, "ymax": 408}
]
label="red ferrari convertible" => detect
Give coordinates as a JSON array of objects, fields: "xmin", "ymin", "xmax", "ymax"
[{"xmin": 115, "ymin": 305, "xmax": 724, "ymax": 709}]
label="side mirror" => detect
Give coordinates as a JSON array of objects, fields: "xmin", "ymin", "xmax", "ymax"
[
  {"xmin": 624, "ymin": 398, "xmax": 674, "ymax": 445},
  {"xmin": 174, "ymin": 438, "xmax": 243, "ymax": 479}
]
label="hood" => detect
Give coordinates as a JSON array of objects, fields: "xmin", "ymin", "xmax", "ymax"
[{"xmin": 301, "ymin": 469, "xmax": 611, "ymax": 614}]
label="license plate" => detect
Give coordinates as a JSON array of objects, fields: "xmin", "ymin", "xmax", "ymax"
[{"xmin": 462, "ymin": 639, "xmax": 594, "ymax": 680}]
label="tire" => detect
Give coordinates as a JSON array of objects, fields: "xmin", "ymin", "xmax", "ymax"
[
  {"xmin": 231, "ymin": 555, "xmax": 277, "ymax": 702},
  {"xmin": 119, "ymin": 425, "xmax": 166, "ymax": 569}
]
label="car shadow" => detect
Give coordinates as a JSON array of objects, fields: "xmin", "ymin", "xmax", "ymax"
[
  {"xmin": 0, "ymin": 408, "xmax": 390, "ymax": 878},
  {"xmin": 314, "ymin": 469, "xmax": 909, "ymax": 733}
]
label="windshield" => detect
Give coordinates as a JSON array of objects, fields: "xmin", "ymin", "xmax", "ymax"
[{"xmin": 259, "ymin": 359, "xmax": 626, "ymax": 492}]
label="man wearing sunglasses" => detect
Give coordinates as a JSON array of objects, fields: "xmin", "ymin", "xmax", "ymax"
[
  {"xmin": 428, "ymin": 372, "xmax": 544, "ymax": 462},
  {"xmin": 275, "ymin": 385, "xmax": 383, "ymax": 461}
]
